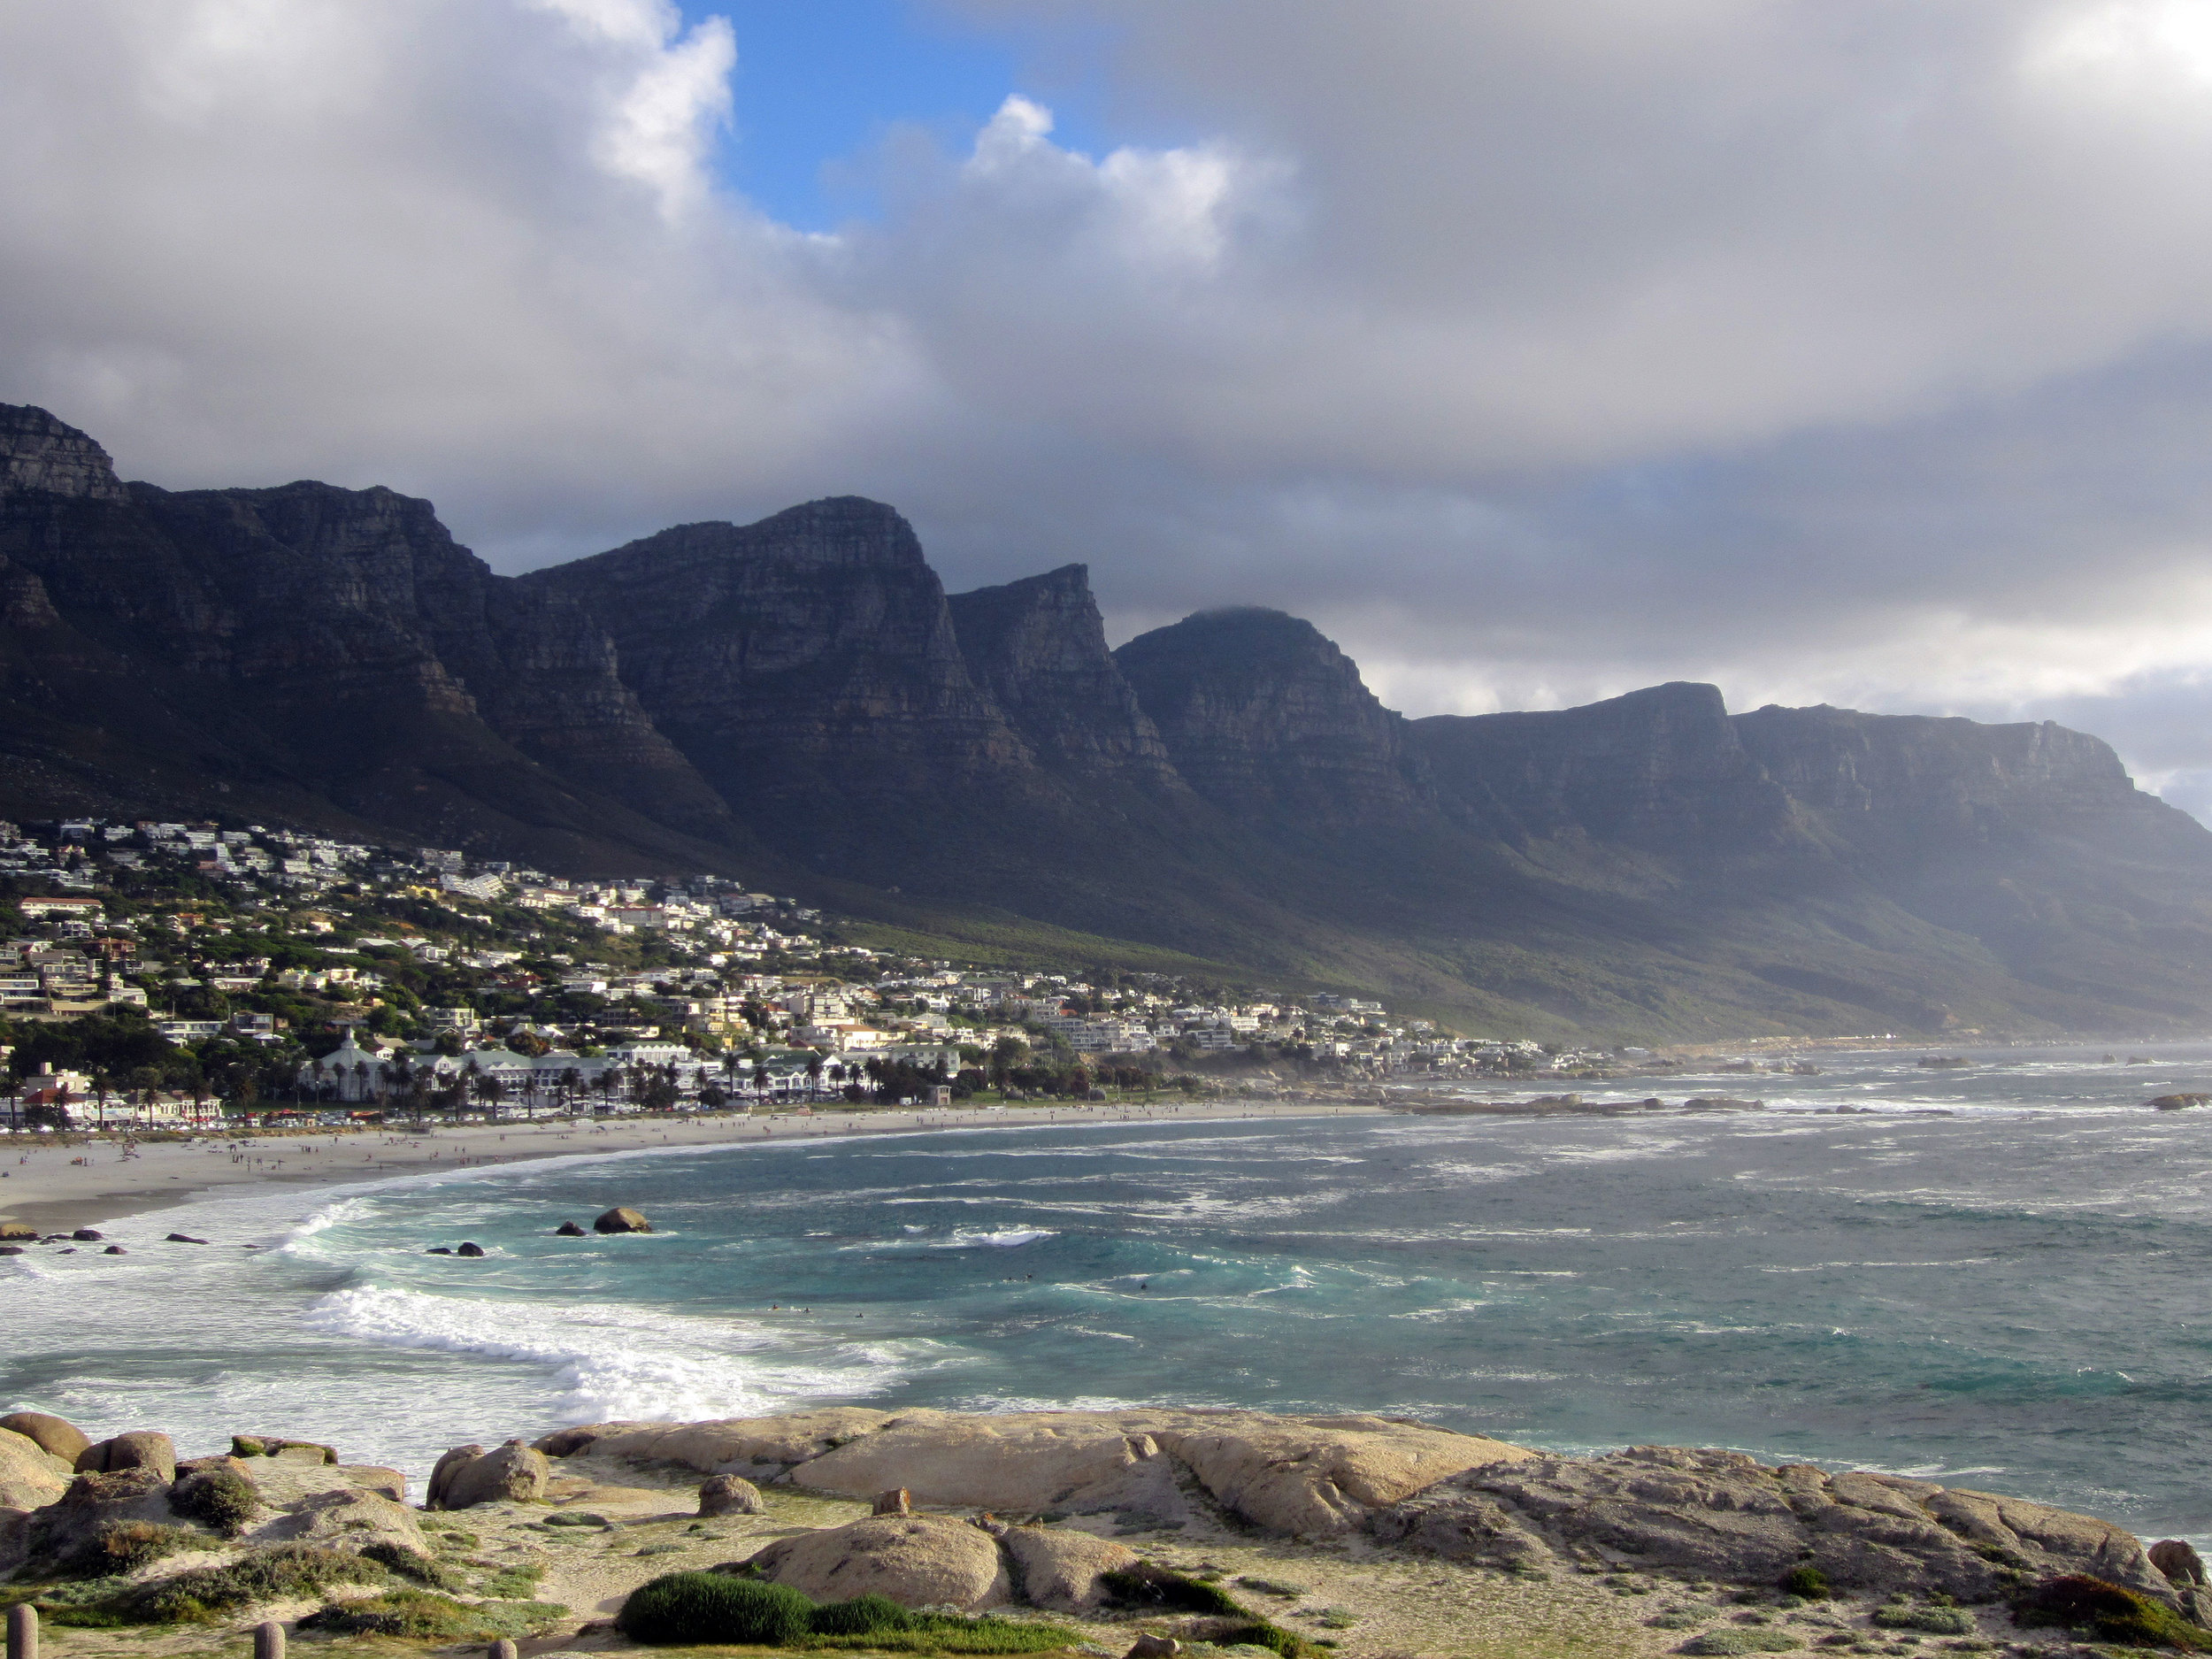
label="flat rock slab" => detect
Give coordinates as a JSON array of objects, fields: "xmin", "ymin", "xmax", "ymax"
[
  {"xmin": 1372, "ymin": 1445, "xmax": 2170, "ymax": 1601},
  {"xmin": 542, "ymin": 1407, "xmax": 1528, "ymax": 1535}
]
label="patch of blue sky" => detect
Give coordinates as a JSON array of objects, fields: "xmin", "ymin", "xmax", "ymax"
[{"xmin": 672, "ymin": 0, "xmax": 1125, "ymax": 229}]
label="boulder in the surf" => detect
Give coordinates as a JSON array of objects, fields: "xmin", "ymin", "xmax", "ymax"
[
  {"xmin": 554, "ymin": 1220, "xmax": 588, "ymax": 1236},
  {"xmin": 698, "ymin": 1473, "xmax": 765, "ymax": 1516},
  {"xmin": 1, "ymin": 1410, "xmax": 91, "ymax": 1464},
  {"xmin": 744, "ymin": 1512, "xmax": 1011, "ymax": 1609},
  {"xmin": 593, "ymin": 1206, "xmax": 653, "ymax": 1233}
]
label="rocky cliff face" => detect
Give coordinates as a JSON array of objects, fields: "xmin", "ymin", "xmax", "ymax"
[
  {"xmin": 947, "ymin": 565, "xmax": 1179, "ymax": 786},
  {"xmin": 1411, "ymin": 682, "xmax": 1803, "ymax": 849},
  {"xmin": 0, "ymin": 404, "xmax": 739, "ymax": 867},
  {"xmin": 11, "ymin": 400, "xmax": 2212, "ymax": 1036},
  {"xmin": 1113, "ymin": 608, "xmax": 1427, "ymax": 820},
  {"xmin": 1732, "ymin": 703, "xmax": 2168, "ymax": 846},
  {"xmin": 0, "ymin": 405, "xmax": 129, "ymax": 503},
  {"xmin": 523, "ymin": 499, "xmax": 1034, "ymax": 816}
]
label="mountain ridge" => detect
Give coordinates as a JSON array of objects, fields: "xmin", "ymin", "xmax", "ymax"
[{"xmin": 6, "ymin": 401, "xmax": 2211, "ymax": 1041}]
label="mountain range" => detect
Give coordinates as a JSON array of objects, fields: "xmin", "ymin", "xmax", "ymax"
[{"xmin": 6, "ymin": 401, "xmax": 2212, "ymax": 1041}]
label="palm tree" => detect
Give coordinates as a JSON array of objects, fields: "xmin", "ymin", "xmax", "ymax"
[{"xmin": 559, "ymin": 1065, "xmax": 582, "ymax": 1118}]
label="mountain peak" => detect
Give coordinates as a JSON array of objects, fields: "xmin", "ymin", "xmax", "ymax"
[{"xmin": 0, "ymin": 403, "xmax": 130, "ymax": 505}]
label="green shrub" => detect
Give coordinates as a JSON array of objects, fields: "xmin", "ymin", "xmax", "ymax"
[
  {"xmin": 477, "ymin": 1560, "xmax": 547, "ymax": 1599},
  {"xmin": 169, "ymin": 1469, "xmax": 259, "ymax": 1535},
  {"xmin": 1870, "ymin": 1600, "xmax": 1972, "ymax": 1634},
  {"xmin": 618, "ymin": 1571, "xmax": 815, "ymax": 1645},
  {"xmin": 123, "ymin": 1544, "xmax": 384, "ymax": 1623},
  {"xmin": 300, "ymin": 1589, "xmax": 498, "ymax": 1640},
  {"xmin": 1780, "ymin": 1565, "xmax": 1830, "ymax": 1600},
  {"xmin": 298, "ymin": 1588, "xmax": 567, "ymax": 1640},
  {"xmin": 811, "ymin": 1593, "xmax": 916, "ymax": 1635},
  {"xmin": 1678, "ymin": 1632, "xmax": 1802, "ymax": 1655},
  {"xmin": 63, "ymin": 1522, "xmax": 202, "ymax": 1578},
  {"xmin": 821, "ymin": 1615, "xmax": 1079, "ymax": 1655},
  {"xmin": 1103, "ymin": 1565, "xmax": 1247, "ymax": 1617},
  {"xmin": 2011, "ymin": 1575, "xmax": 2212, "ymax": 1650},
  {"xmin": 357, "ymin": 1540, "xmax": 463, "ymax": 1591}
]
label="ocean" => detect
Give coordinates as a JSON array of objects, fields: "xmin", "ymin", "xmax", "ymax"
[{"xmin": 11, "ymin": 1043, "xmax": 2212, "ymax": 1545}]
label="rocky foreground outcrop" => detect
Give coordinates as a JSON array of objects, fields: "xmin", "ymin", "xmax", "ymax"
[
  {"xmin": 1372, "ymin": 1445, "xmax": 2173, "ymax": 1602},
  {"xmin": 1, "ymin": 1427, "xmax": 416, "ymax": 1576},
  {"xmin": 536, "ymin": 1407, "xmax": 1530, "ymax": 1538},
  {"xmin": 536, "ymin": 1408, "xmax": 2189, "ymax": 1608}
]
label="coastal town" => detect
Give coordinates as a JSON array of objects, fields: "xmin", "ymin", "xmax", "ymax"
[{"xmin": 0, "ymin": 818, "xmax": 1615, "ymax": 1131}]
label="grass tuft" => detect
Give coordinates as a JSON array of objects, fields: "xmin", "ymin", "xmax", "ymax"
[
  {"xmin": 121, "ymin": 1544, "xmax": 385, "ymax": 1624},
  {"xmin": 2012, "ymin": 1574, "xmax": 2212, "ymax": 1649},
  {"xmin": 299, "ymin": 1588, "xmax": 567, "ymax": 1640}
]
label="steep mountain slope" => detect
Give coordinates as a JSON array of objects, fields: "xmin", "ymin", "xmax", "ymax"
[
  {"xmin": 8, "ymin": 400, "xmax": 2212, "ymax": 1039},
  {"xmin": 0, "ymin": 404, "xmax": 748, "ymax": 871}
]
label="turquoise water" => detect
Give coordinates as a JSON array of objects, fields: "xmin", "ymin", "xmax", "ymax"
[{"xmin": 12, "ymin": 1045, "xmax": 2212, "ymax": 1541}]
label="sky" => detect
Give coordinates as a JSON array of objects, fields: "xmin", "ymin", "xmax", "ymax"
[{"xmin": 7, "ymin": 1, "xmax": 2212, "ymax": 815}]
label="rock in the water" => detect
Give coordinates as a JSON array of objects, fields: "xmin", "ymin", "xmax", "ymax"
[
  {"xmin": 748, "ymin": 1513, "xmax": 1012, "ymax": 1610},
  {"xmin": 554, "ymin": 1221, "xmax": 588, "ymax": 1237},
  {"xmin": 874, "ymin": 1487, "xmax": 911, "ymax": 1517},
  {"xmin": 434, "ymin": 1440, "xmax": 550, "ymax": 1509},
  {"xmin": 165, "ymin": 1233, "xmax": 209, "ymax": 1244},
  {"xmin": 1371, "ymin": 1446, "xmax": 2170, "ymax": 1601},
  {"xmin": 0, "ymin": 1246, "xmax": 25, "ymax": 1256},
  {"xmin": 0, "ymin": 1222, "xmax": 35, "ymax": 1240},
  {"xmin": 698, "ymin": 1473, "xmax": 765, "ymax": 1517},
  {"xmin": 1, "ymin": 1412, "xmax": 90, "ymax": 1464},
  {"xmin": 231, "ymin": 1437, "xmax": 337, "ymax": 1464},
  {"xmin": 593, "ymin": 1206, "xmax": 652, "ymax": 1233},
  {"xmin": 2154, "ymin": 1539, "xmax": 2208, "ymax": 1586},
  {"xmin": 455, "ymin": 1241, "xmax": 486, "ymax": 1257},
  {"xmin": 103, "ymin": 1245, "xmax": 125, "ymax": 1255},
  {"xmin": 70, "ymin": 1229, "xmax": 103, "ymax": 1242},
  {"xmin": 74, "ymin": 1431, "xmax": 176, "ymax": 1483},
  {"xmin": 1000, "ymin": 1525, "xmax": 1138, "ymax": 1613}
]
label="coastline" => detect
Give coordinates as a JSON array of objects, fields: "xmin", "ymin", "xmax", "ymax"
[{"xmin": 0, "ymin": 1097, "xmax": 1383, "ymax": 1239}]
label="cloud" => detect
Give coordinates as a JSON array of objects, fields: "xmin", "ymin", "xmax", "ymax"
[
  {"xmin": 528, "ymin": 0, "xmax": 736, "ymax": 217},
  {"xmin": 6, "ymin": 1, "xmax": 2212, "ymax": 810}
]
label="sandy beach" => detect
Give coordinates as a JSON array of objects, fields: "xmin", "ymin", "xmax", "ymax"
[{"xmin": 0, "ymin": 1097, "xmax": 1380, "ymax": 1239}]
